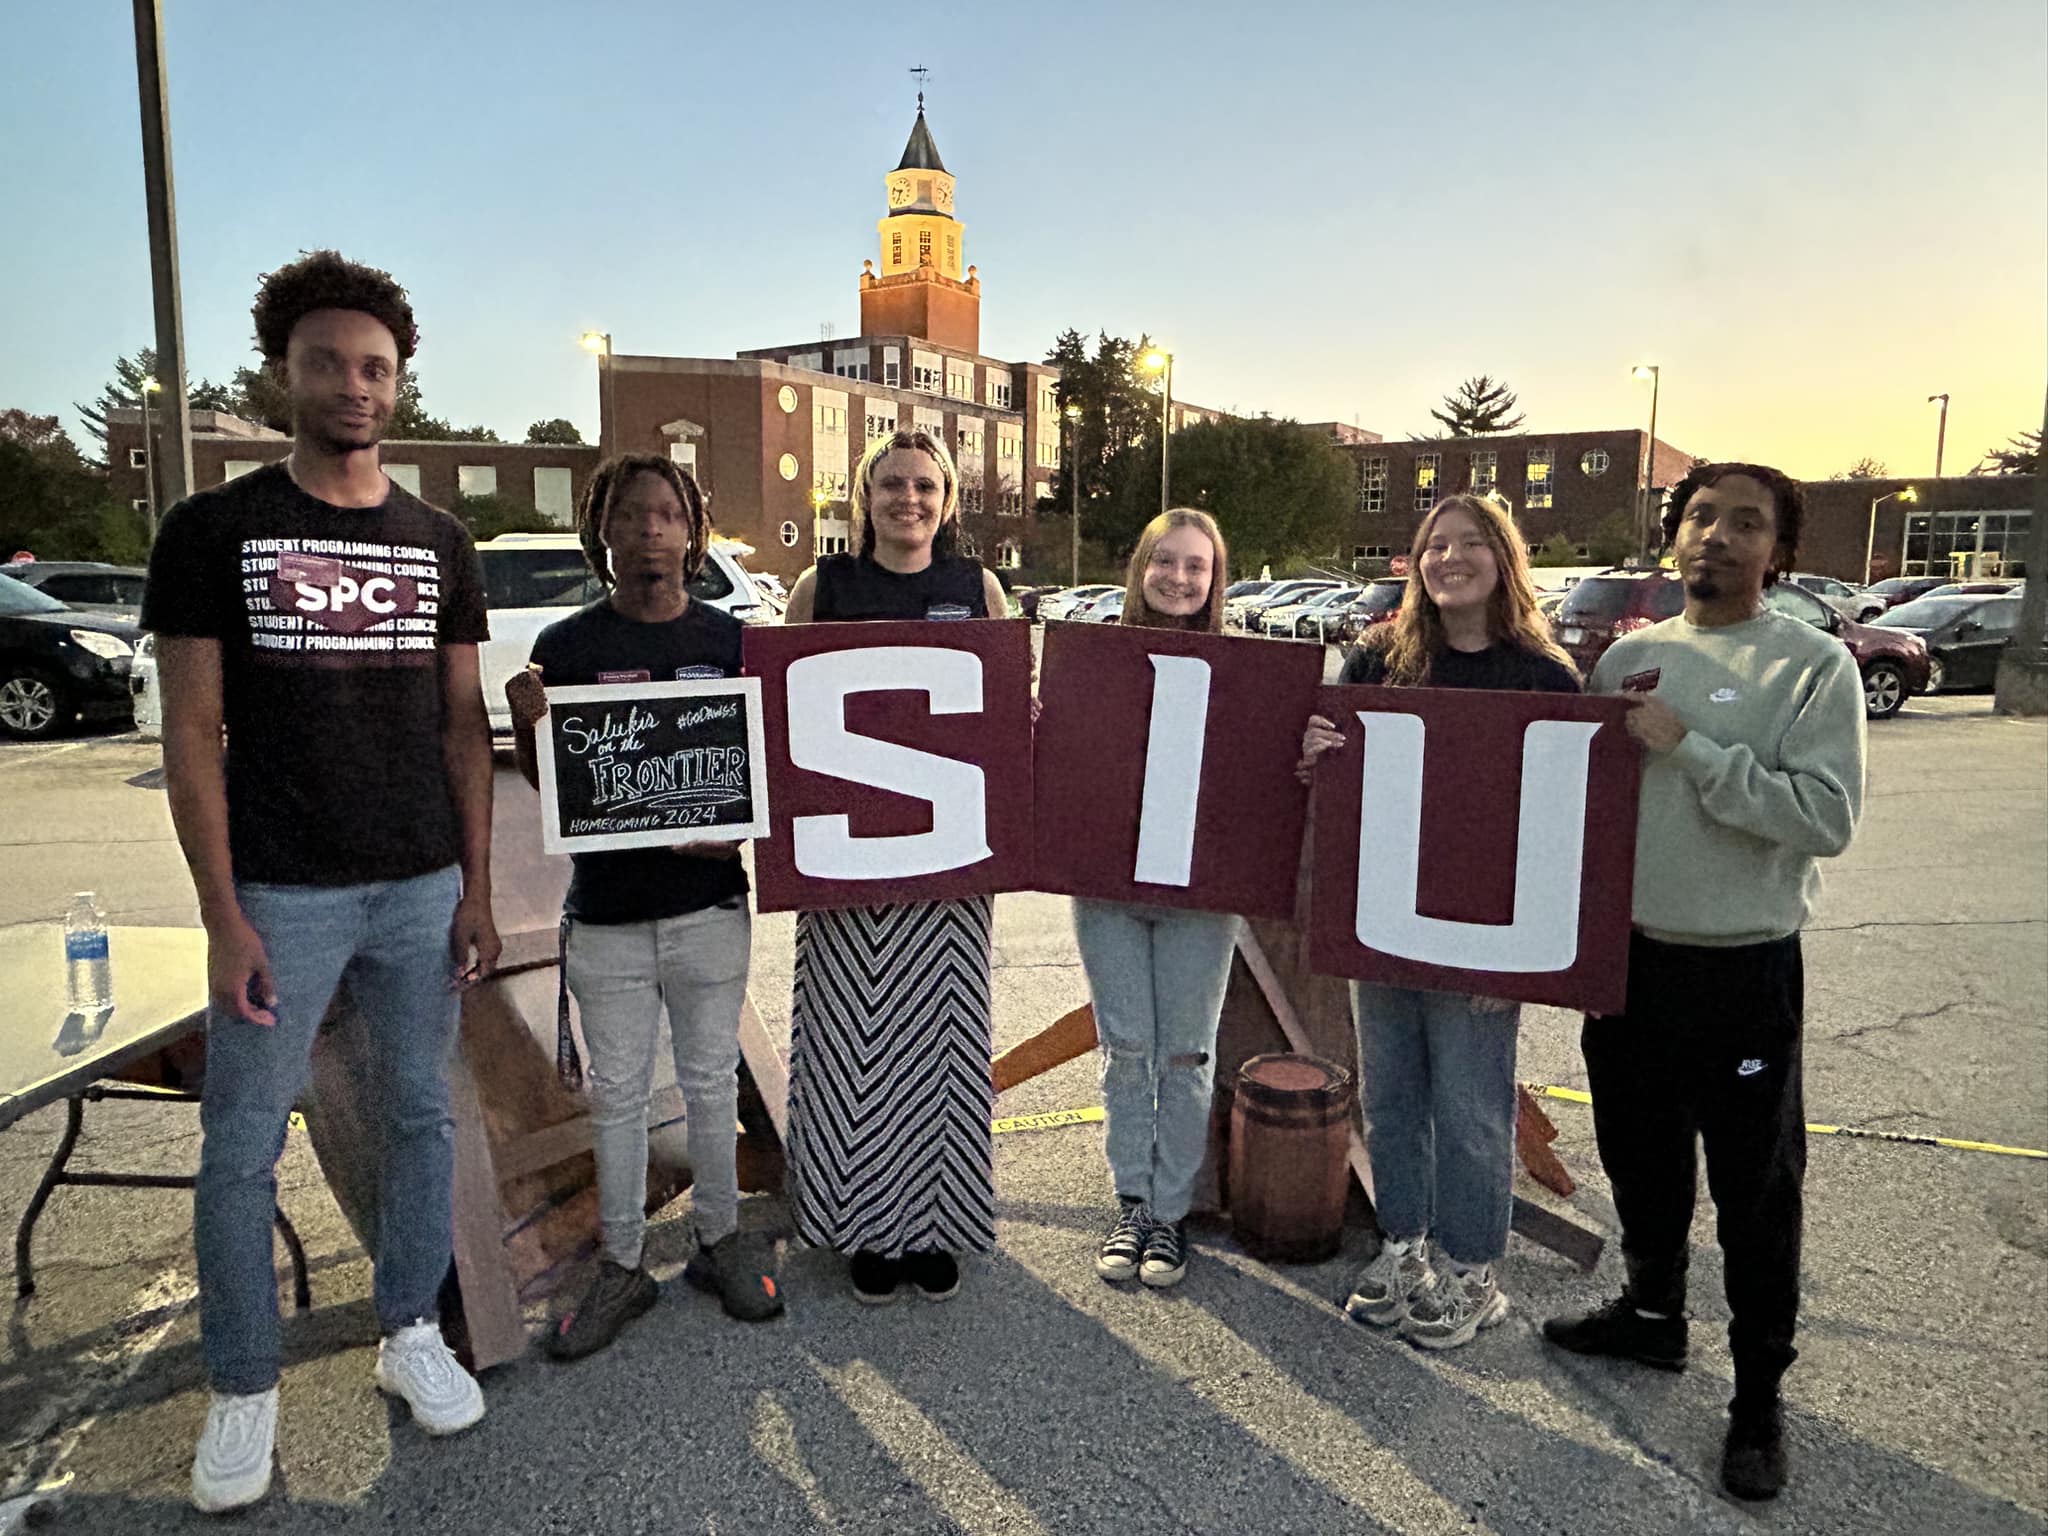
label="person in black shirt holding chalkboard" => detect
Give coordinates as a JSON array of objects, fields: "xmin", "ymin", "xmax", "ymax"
[
  {"xmin": 1297, "ymin": 492, "xmax": 1578, "ymax": 1352},
  {"xmin": 507, "ymin": 455, "xmax": 782, "ymax": 1358}
]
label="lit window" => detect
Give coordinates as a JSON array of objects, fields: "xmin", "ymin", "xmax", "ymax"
[
  {"xmin": 1415, "ymin": 453, "xmax": 1440, "ymax": 512},
  {"xmin": 957, "ymin": 427, "xmax": 983, "ymax": 457},
  {"xmin": 1581, "ymin": 449, "xmax": 1610, "ymax": 477},
  {"xmin": 891, "ymin": 232, "xmax": 903, "ymax": 268},
  {"xmin": 1470, "ymin": 451, "xmax": 1498, "ymax": 494},
  {"xmin": 998, "ymin": 431, "xmax": 1019, "ymax": 461},
  {"xmin": 945, "ymin": 234, "xmax": 958, "ymax": 270},
  {"xmin": 919, "ymin": 229, "xmax": 933, "ymax": 264},
  {"xmin": 1359, "ymin": 456, "xmax": 1387, "ymax": 514},
  {"xmin": 1526, "ymin": 448, "xmax": 1554, "ymax": 509}
]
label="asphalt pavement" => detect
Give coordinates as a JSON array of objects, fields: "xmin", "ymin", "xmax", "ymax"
[{"xmin": 0, "ymin": 690, "xmax": 2042, "ymax": 1535}]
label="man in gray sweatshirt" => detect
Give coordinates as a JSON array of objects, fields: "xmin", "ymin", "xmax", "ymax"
[{"xmin": 1542, "ymin": 463, "xmax": 1866, "ymax": 1504}]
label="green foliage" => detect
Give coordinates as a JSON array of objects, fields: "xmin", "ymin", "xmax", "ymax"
[
  {"xmin": 524, "ymin": 418, "xmax": 584, "ymax": 446},
  {"xmin": 454, "ymin": 494, "xmax": 556, "ymax": 543},
  {"xmin": 1973, "ymin": 430, "xmax": 2041, "ymax": 476},
  {"xmin": 0, "ymin": 411, "xmax": 145, "ymax": 561},
  {"xmin": 1584, "ymin": 509, "xmax": 1638, "ymax": 565},
  {"xmin": 1105, "ymin": 416, "xmax": 1354, "ymax": 571},
  {"xmin": 1429, "ymin": 375, "xmax": 1526, "ymax": 437},
  {"xmin": 1528, "ymin": 532, "xmax": 1583, "ymax": 567},
  {"xmin": 1040, "ymin": 328, "xmax": 1165, "ymax": 527},
  {"xmin": 74, "ymin": 349, "xmax": 239, "ymax": 461}
]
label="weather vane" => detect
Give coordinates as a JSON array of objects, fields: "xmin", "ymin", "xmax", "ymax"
[{"xmin": 909, "ymin": 64, "xmax": 930, "ymax": 110}]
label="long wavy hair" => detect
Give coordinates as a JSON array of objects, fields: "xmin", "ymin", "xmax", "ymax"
[
  {"xmin": 849, "ymin": 429, "xmax": 964, "ymax": 560},
  {"xmin": 1121, "ymin": 508, "xmax": 1229, "ymax": 632},
  {"xmin": 576, "ymin": 452, "xmax": 711, "ymax": 589},
  {"xmin": 1373, "ymin": 492, "xmax": 1574, "ymax": 685}
]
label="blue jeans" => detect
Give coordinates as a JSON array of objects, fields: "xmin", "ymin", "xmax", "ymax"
[
  {"xmin": 196, "ymin": 866, "xmax": 463, "ymax": 1395},
  {"xmin": 1072, "ymin": 900, "xmax": 1240, "ymax": 1224},
  {"xmin": 1353, "ymin": 982, "xmax": 1520, "ymax": 1267}
]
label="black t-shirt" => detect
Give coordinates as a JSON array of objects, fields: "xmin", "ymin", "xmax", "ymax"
[
  {"xmin": 528, "ymin": 599, "xmax": 750, "ymax": 925},
  {"xmin": 141, "ymin": 463, "xmax": 489, "ymax": 886},
  {"xmin": 811, "ymin": 551, "xmax": 989, "ymax": 622},
  {"xmin": 1337, "ymin": 638, "xmax": 1582, "ymax": 694}
]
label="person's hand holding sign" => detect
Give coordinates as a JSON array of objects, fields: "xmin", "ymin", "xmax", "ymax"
[
  {"xmin": 672, "ymin": 840, "xmax": 743, "ymax": 860},
  {"xmin": 506, "ymin": 664, "xmax": 548, "ymax": 732},
  {"xmin": 1297, "ymin": 713, "xmax": 1346, "ymax": 784}
]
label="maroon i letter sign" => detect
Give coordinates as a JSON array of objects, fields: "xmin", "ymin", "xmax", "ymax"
[
  {"xmin": 745, "ymin": 619, "xmax": 1036, "ymax": 913},
  {"xmin": 1033, "ymin": 623, "xmax": 1323, "ymax": 918},
  {"xmin": 1308, "ymin": 685, "xmax": 1642, "ymax": 1014}
]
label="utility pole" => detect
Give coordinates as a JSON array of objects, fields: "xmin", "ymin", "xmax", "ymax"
[
  {"xmin": 133, "ymin": 0, "xmax": 193, "ymax": 515},
  {"xmin": 1994, "ymin": 388, "xmax": 2048, "ymax": 714},
  {"xmin": 1928, "ymin": 393, "xmax": 1950, "ymax": 478}
]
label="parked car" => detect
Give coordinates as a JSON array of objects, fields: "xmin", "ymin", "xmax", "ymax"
[
  {"xmin": 1858, "ymin": 575, "xmax": 1953, "ymax": 618},
  {"xmin": 1289, "ymin": 585, "xmax": 1366, "ymax": 641},
  {"xmin": 1237, "ymin": 579, "xmax": 1339, "ymax": 631},
  {"xmin": 1555, "ymin": 571, "xmax": 1928, "ymax": 718},
  {"xmin": 4, "ymin": 561, "xmax": 149, "ymax": 621},
  {"xmin": 1038, "ymin": 584, "xmax": 1118, "ymax": 623},
  {"xmin": 1263, "ymin": 585, "xmax": 1359, "ymax": 639},
  {"xmin": 1010, "ymin": 585, "xmax": 1052, "ymax": 621},
  {"xmin": 1871, "ymin": 593, "xmax": 2022, "ymax": 693},
  {"xmin": 1785, "ymin": 572, "xmax": 1869, "ymax": 623},
  {"xmin": 0, "ymin": 571, "xmax": 139, "ymax": 739},
  {"xmin": 1915, "ymin": 580, "xmax": 2021, "ymax": 602},
  {"xmin": 1077, "ymin": 589, "xmax": 1125, "ymax": 622},
  {"xmin": 1335, "ymin": 579, "xmax": 1407, "ymax": 645},
  {"xmin": 1220, "ymin": 578, "xmax": 1278, "ymax": 627},
  {"xmin": 474, "ymin": 533, "xmax": 766, "ymax": 735},
  {"xmin": 1536, "ymin": 590, "xmax": 1568, "ymax": 621}
]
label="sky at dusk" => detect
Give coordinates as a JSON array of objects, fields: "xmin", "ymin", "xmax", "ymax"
[{"xmin": 4, "ymin": 0, "xmax": 2043, "ymax": 481}]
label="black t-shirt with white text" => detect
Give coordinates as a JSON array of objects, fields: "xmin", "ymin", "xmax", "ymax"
[
  {"xmin": 528, "ymin": 599, "xmax": 750, "ymax": 925},
  {"xmin": 141, "ymin": 463, "xmax": 489, "ymax": 886}
]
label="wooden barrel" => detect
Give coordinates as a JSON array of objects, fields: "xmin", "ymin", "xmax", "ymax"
[{"xmin": 1228, "ymin": 1052, "xmax": 1355, "ymax": 1263}]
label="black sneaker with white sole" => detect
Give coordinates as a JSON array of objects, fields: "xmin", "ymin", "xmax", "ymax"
[
  {"xmin": 546, "ymin": 1257, "xmax": 658, "ymax": 1360},
  {"xmin": 1139, "ymin": 1221, "xmax": 1188, "ymax": 1288},
  {"xmin": 850, "ymin": 1250, "xmax": 903, "ymax": 1305},
  {"xmin": 1541, "ymin": 1294, "xmax": 1688, "ymax": 1370},
  {"xmin": 905, "ymin": 1249, "xmax": 960, "ymax": 1302}
]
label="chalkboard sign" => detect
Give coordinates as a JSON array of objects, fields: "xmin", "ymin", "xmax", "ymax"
[{"xmin": 536, "ymin": 678, "xmax": 770, "ymax": 854}]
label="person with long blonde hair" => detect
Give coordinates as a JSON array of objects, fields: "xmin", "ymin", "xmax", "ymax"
[
  {"xmin": 1298, "ymin": 491, "xmax": 1578, "ymax": 1348},
  {"xmin": 1073, "ymin": 508, "xmax": 1240, "ymax": 1289}
]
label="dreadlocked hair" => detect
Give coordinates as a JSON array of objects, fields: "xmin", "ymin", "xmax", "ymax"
[
  {"xmin": 252, "ymin": 250, "xmax": 418, "ymax": 363},
  {"xmin": 850, "ymin": 428, "xmax": 964, "ymax": 560},
  {"xmin": 1661, "ymin": 461, "xmax": 1804, "ymax": 583},
  {"xmin": 576, "ymin": 453, "xmax": 713, "ymax": 589},
  {"xmin": 1374, "ymin": 492, "xmax": 1576, "ymax": 687}
]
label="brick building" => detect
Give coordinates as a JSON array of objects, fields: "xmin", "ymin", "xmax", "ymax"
[
  {"xmin": 1337, "ymin": 428, "xmax": 1693, "ymax": 567},
  {"xmin": 599, "ymin": 102, "xmax": 1067, "ymax": 581},
  {"xmin": 105, "ymin": 408, "xmax": 599, "ymax": 523},
  {"xmin": 1796, "ymin": 475, "xmax": 2037, "ymax": 582}
]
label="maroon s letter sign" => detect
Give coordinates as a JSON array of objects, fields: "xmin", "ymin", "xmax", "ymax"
[{"xmin": 1308, "ymin": 686, "xmax": 1641, "ymax": 1013}]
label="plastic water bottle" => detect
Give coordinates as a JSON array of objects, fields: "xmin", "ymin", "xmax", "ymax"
[{"xmin": 64, "ymin": 892, "xmax": 112, "ymax": 1012}]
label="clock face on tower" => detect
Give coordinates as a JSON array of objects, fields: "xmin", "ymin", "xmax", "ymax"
[
  {"xmin": 889, "ymin": 176, "xmax": 913, "ymax": 208},
  {"xmin": 935, "ymin": 181, "xmax": 953, "ymax": 212}
]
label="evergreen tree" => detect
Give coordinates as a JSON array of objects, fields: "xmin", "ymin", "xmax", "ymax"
[{"xmin": 1429, "ymin": 375, "xmax": 1527, "ymax": 437}]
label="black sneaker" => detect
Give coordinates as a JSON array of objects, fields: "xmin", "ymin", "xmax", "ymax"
[
  {"xmin": 683, "ymin": 1230, "xmax": 785, "ymax": 1322},
  {"xmin": 904, "ymin": 1249, "xmax": 960, "ymax": 1302},
  {"xmin": 1096, "ymin": 1198, "xmax": 1153, "ymax": 1283},
  {"xmin": 1721, "ymin": 1398, "xmax": 1788, "ymax": 1501},
  {"xmin": 1139, "ymin": 1221, "xmax": 1188, "ymax": 1289},
  {"xmin": 545, "ymin": 1257, "xmax": 658, "ymax": 1360},
  {"xmin": 1541, "ymin": 1294, "xmax": 1688, "ymax": 1371},
  {"xmin": 849, "ymin": 1250, "xmax": 902, "ymax": 1306}
]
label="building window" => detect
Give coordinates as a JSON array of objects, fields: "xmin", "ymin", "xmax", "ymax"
[
  {"xmin": 959, "ymin": 485, "xmax": 984, "ymax": 515},
  {"xmin": 1580, "ymin": 449, "xmax": 1610, "ymax": 477},
  {"xmin": 918, "ymin": 229, "xmax": 933, "ymax": 265},
  {"xmin": 945, "ymin": 234, "xmax": 958, "ymax": 270},
  {"xmin": 833, "ymin": 360, "xmax": 870, "ymax": 382},
  {"xmin": 986, "ymin": 378, "xmax": 1012, "ymax": 410},
  {"xmin": 1038, "ymin": 386, "xmax": 1057, "ymax": 417},
  {"xmin": 813, "ymin": 522, "xmax": 850, "ymax": 556},
  {"xmin": 533, "ymin": 467, "xmax": 574, "ymax": 523},
  {"xmin": 1526, "ymin": 447, "xmax": 1554, "ymax": 509},
  {"xmin": 1036, "ymin": 441, "xmax": 1060, "ymax": 468},
  {"xmin": 790, "ymin": 352, "xmax": 822, "ymax": 373},
  {"xmin": 1352, "ymin": 545, "xmax": 1392, "ymax": 559},
  {"xmin": 223, "ymin": 459, "xmax": 261, "ymax": 482},
  {"xmin": 777, "ymin": 453, "xmax": 800, "ymax": 481},
  {"xmin": 811, "ymin": 468, "xmax": 849, "ymax": 499},
  {"xmin": 780, "ymin": 520, "xmax": 800, "ymax": 548},
  {"xmin": 891, "ymin": 231, "xmax": 903, "ymax": 268},
  {"xmin": 1415, "ymin": 453, "xmax": 1440, "ymax": 511},
  {"xmin": 946, "ymin": 365, "xmax": 972, "ymax": 400},
  {"xmin": 813, "ymin": 404, "xmax": 847, "ymax": 433},
  {"xmin": 458, "ymin": 465, "xmax": 497, "ymax": 499},
  {"xmin": 1359, "ymin": 456, "xmax": 1387, "ymax": 514},
  {"xmin": 1470, "ymin": 451, "xmax": 1498, "ymax": 494},
  {"xmin": 883, "ymin": 347, "xmax": 901, "ymax": 388},
  {"xmin": 385, "ymin": 462, "xmax": 421, "ymax": 495},
  {"xmin": 131, "ymin": 498, "xmax": 148, "ymax": 512},
  {"xmin": 669, "ymin": 442, "xmax": 697, "ymax": 476},
  {"xmin": 996, "ymin": 539, "xmax": 1022, "ymax": 570},
  {"xmin": 997, "ymin": 430, "xmax": 1020, "ymax": 461},
  {"xmin": 865, "ymin": 408, "xmax": 897, "ymax": 442},
  {"xmin": 957, "ymin": 427, "xmax": 983, "ymax": 458},
  {"xmin": 128, "ymin": 448, "xmax": 148, "ymax": 469}
]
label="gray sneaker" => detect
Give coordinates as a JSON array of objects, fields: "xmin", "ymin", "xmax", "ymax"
[
  {"xmin": 684, "ymin": 1230, "xmax": 785, "ymax": 1322},
  {"xmin": 1344, "ymin": 1237, "xmax": 1432, "ymax": 1327},
  {"xmin": 545, "ymin": 1257, "xmax": 659, "ymax": 1360},
  {"xmin": 1400, "ymin": 1263, "xmax": 1509, "ymax": 1350}
]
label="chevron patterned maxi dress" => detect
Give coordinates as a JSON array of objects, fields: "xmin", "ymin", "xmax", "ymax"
[{"xmin": 783, "ymin": 552, "xmax": 998, "ymax": 1258}]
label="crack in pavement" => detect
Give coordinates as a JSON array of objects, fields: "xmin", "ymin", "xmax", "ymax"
[
  {"xmin": 1807, "ymin": 918, "xmax": 2047, "ymax": 933},
  {"xmin": 1828, "ymin": 999, "xmax": 1974, "ymax": 1044}
]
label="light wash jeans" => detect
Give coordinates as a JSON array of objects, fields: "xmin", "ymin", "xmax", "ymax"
[
  {"xmin": 1352, "ymin": 982, "xmax": 1520, "ymax": 1266},
  {"xmin": 196, "ymin": 866, "xmax": 463, "ymax": 1395},
  {"xmin": 564, "ymin": 899, "xmax": 752, "ymax": 1267},
  {"xmin": 1072, "ymin": 899, "xmax": 1240, "ymax": 1225}
]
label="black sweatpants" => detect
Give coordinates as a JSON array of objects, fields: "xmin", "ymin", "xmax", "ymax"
[{"xmin": 1582, "ymin": 929, "xmax": 1806, "ymax": 1401}]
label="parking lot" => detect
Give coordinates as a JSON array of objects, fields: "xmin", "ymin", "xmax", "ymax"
[{"xmin": 0, "ymin": 692, "xmax": 2042, "ymax": 1534}]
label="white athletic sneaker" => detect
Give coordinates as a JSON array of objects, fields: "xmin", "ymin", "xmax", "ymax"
[
  {"xmin": 190, "ymin": 1386, "xmax": 277, "ymax": 1514},
  {"xmin": 374, "ymin": 1320, "xmax": 485, "ymax": 1435},
  {"xmin": 1344, "ymin": 1237, "xmax": 1432, "ymax": 1327},
  {"xmin": 1400, "ymin": 1263, "xmax": 1510, "ymax": 1350}
]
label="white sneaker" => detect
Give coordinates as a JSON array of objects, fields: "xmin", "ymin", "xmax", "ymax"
[
  {"xmin": 374, "ymin": 1320, "xmax": 485, "ymax": 1435},
  {"xmin": 191, "ymin": 1386, "xmax": 277, "ymax": 1513},
  {"xmin": 1344, "ymin": 1237, "xmax": 1432, "ymax": 1327},
  {"xmin": 1400, "ymin": 1263, "xmax": 1510, "ymax": 1350}
]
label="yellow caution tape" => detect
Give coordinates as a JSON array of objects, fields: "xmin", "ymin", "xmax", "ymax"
[
  {"xmin": 992, "ymin": 1105, "xmax": 1105, "ymax": 1136},
  {"xmin": 1524, "ymin": 1083, "xmax": 2046, "ymax": 1160}
]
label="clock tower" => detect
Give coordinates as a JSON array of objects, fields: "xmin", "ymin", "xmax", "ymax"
[{"xmin": 859, "ymin": 97, "xmax": 981, "ymax": 354}]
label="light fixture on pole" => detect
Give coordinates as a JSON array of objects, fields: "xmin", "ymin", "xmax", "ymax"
[
  {"xmin": 1063, "ymin": 402, "xmax": 1083, "ymax": 586},
  {"xmin": 1141, "ymin": 348, "xmax": 1174, "ymax": 518},
  {"xmin": 580, "ymin": 331, "xmax": 615, "ymax": 455},
  {"xmin": 1632, "ymin": 364, "xmax": 1662, "ymax": 562},
  {"xmin": 139, "ymin": 375, "xmax": 162, "ymax": 540},
  {"xmin": 1928, "ymin": 393, "xmax": 1950, "ymax": 478},
  {"xmin": 1864, "ymin": 485, "xmax": 1918, "ymax": 586}
]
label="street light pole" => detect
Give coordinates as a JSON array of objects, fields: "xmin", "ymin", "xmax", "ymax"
[
  {"xmin": 1864, "ymin": 486, "xmax": 1918, "ymax": 586},
  {"xmin": 1159, "ymin": 353, "xmax": 1173, "ymax": 518},
  {"xmin": 581, "ymin": 331, "xmax": 615, "ymax": 455},
  {"xmin": 1064, "ymin": 403, "xmax": 1082, "ymax": 586},
  {"xmin": 1928, "ymin": 393, "xmax": 1950, "ymax": 478},
  {"xmin": 139, "ymin": 377, "xmax": 161, "ymax": 539},
  {"xmin": 132, "ymin": 0, "xmax": 193, "ymax": 510},
  {"xmin": 1633, "ymin": 364, "xmax": 1661, "ymax": 562}
]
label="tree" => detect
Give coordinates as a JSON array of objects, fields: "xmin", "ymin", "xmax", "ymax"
[
  {"xmin": 1973, "ymin": 430, "xmax": 2041, "ymax": 476},
  {"xmin": 1104, "ymin": 415, "xmax": 1353, "ymax": 571},
  {"xmin": 0, "ymin": 409, "xmax": 144, "ymax": 563},
  {"xmin": 1830, "ymin": 456, "xmax": 1888, "ymax": 479},
  {"xmin": 74, "ymin": 349, "xmax": 239, "ymax": 459},
  {"xmin": 1041, "ymin": 328, "xmax": 1166, "ymax": 529},
  {"xmin": 1429, "ymin": 375, "xmax": 1526, "ymax": 437},
  {"xmin": 454, "ymin": 494, "xmax": 556, "ymax": 544},
  {"xmin": 524, "ymin": 418, "xmax": 583, "ymax": 445}
]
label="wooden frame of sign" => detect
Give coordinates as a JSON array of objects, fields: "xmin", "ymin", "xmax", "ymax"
[{"xmin": 536, "ymin": 678, "xmax": 770, "ymax": 855}]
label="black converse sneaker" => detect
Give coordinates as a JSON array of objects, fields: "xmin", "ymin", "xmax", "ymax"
[
  {"xmin": 1096, "ymin": 1198, "xmax": 1153, "ymax": 1283},
  {"xmin": 1139, "ymin": 1220, "xmax": 1189, "ymax": 1288}
]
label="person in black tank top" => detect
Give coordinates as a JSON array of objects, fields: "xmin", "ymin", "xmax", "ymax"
[{"xmin": 780, "ymin": 430, "xmax": 1007, "ymax": 1306}]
